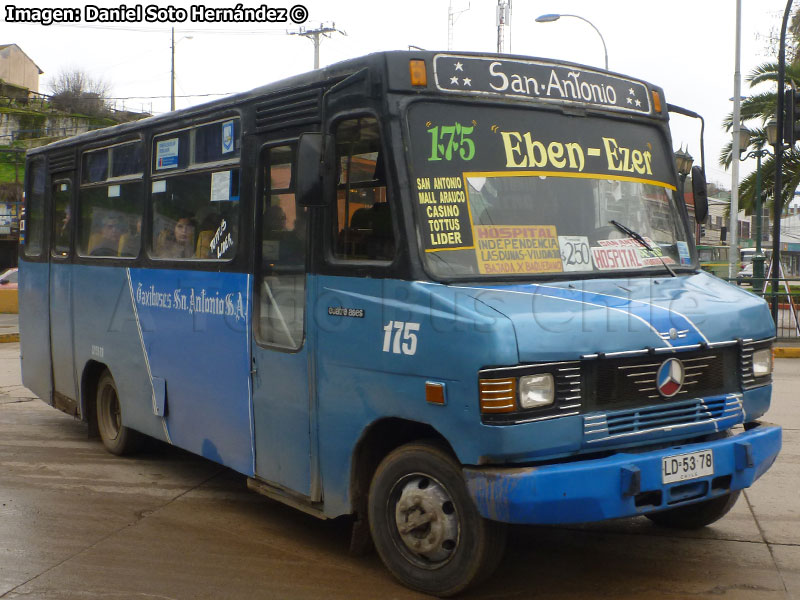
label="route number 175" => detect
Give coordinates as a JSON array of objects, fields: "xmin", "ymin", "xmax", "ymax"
[{"xmin": 382, "ymin": 321, "xmax": 420, "ymax": 355}]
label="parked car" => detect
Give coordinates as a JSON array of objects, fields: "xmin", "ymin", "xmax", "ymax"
[
  {"xmin": 0, "ymin": 268, "xmax": 18, "ymax": 290},
  {"xmin": 737, "ymin": 263, "xmax": 753, "ymax": 286}
]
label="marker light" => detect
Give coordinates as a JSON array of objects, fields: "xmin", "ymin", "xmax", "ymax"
[
  {"xmin": 652, "ymin": 90, "xmax": 662, "ymax": 114},
  {"xmin": 752, "ymin": 348, "xmax": 773, "ymax": 377},
  {"xmin": 409, "ymin": 60, "xmax": 427, "ymax": 87},
  {"xmin": 426, "ymin": 382, "xmax": 446, "ymax": 405},
  {"xmin": 519, "ymin": 374, "xmax": 555, "ymax": 409},
  {"xmin": 479, "ymin": 378, "xmax": 517, "ymax": 413}
]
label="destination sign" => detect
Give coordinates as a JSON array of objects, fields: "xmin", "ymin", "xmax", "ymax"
[{"xmin": 433, "ymin": 55, "xmax": 653, "ymax": 115}]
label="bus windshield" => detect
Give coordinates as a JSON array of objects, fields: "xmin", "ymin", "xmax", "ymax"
[{"xmin": 406, "ymin": 102, "xmax": 693, "ymax": 279}]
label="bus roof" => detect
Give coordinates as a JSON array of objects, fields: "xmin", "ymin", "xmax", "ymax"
[{"xmin": 28, "ymin": 50, "xmax": 665, "ymax": 157}]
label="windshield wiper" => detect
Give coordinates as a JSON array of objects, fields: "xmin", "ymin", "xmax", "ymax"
[{"xmin": 608, "ymin": 220, "xmax": 677, "ymax": 277}]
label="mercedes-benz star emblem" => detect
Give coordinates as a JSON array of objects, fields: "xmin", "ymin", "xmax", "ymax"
[{"xmin": 656, "ymin": 358, "xmax": 684, "ymax": 398}]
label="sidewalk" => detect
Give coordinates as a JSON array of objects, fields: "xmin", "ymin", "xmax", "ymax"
[{"xmin": 0, "ymin": 314, "xmax": 18, "ymax": 343}]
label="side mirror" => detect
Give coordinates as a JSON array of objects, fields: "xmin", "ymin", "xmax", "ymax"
[
  {"xmin": 691, "ymin": 165, "xmax": 709, "ymax": 223},
  {"xmin": 296, "ymin": 132, "xmax": 334, "ymax": 207}
]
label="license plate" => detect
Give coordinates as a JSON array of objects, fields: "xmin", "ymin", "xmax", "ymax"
[{"xmin": 662, "ymin": 450, "xmax": 714, "ymax": 484}]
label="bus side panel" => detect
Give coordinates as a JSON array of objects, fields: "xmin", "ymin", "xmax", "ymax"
[
  {"xmin": 128, "ymin": 268, "xmax": 254, "ymax": 475},
  {"xmin": 19, "ymin": 259, "xmax": 53, "ymax": 403},
  {"xmin": 71, "ymin": 265, "xmax": 169, "ymax": 441},
  {"xmin": 312, "ymin": 276, "xmax": 518, "ymax": 517},
  {"xmin": 49, "ymin": 262, "xmax": 77, "ymax": 403}
]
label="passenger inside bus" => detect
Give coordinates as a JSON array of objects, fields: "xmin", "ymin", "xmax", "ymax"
[
  {"xmin": 155, "ymin": 215, "xmax": 197, "ymax": 258},
  {"xmin": 89, "ymin": 216, "xmax": 126, "ymax": 256}
]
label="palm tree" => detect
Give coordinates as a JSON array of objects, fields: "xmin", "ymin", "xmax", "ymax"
[
  {"xmin": 719, "ymin": 7, "xmax": 800, "ymax": 219},
  {"xmin": 719, "ymin": 62, "xmax": 800, "ymax": 218}
]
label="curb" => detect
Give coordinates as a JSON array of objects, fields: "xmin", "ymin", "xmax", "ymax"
[
  {"xmin": 775, "ymin": 347, "xmax": 800, "ymax": 358},
  {"xmin": 0, "ymin": 333, "xmax": 19, "ymax": 343}
]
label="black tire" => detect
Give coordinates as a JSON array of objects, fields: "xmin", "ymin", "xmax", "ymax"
[
  {"xmin": 96, "ymin": 371, "xmax": 141, "ymax": 456},
  {"xmin": 645, "ymin": 491, "xmax": 740, "ymax": 529},
  {"xmin": 368, "ymin": 441, "xmax": 507, "ymax": 597}
]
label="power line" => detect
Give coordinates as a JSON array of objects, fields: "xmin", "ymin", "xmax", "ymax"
[
  {"xmin": 105, "ymin": 92, "xmax": 235, "ymax": 100},
  {"xmin": 41, "ymin": 23, "xmax": 290, "ymax": 35}
]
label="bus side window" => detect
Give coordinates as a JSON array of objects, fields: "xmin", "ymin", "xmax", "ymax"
[
  {"xmin": 257, "ymin": 144, "xmax": 306, "ymax": 349},
  {"xmin": 333, "ymin": 116, "xmax": 395, "ymax": 262},
  {"xmin": 52, "ymin": 180, "xmax": 72, "ymax": 257},
  {"xmin": 23, "ymin": 159, "xmax": 46, "ymax": 257},
  {"xmin": 78, "ymin": 144, "xmax": 144, "ymax": 258},
  {"xmin": 150, "ymin": 170, "xmax": 240, "ymax": 260}
]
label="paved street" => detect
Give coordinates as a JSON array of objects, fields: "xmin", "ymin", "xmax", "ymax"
[{"xmin": 0, "ymin": 343, "xmax": 797, "ymax": 599}]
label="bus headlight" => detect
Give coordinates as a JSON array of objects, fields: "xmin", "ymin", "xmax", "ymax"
[
  {"xmin": 752, "ymin": 348, "xmax": 773, "ymax": 377},
  {"xmin": 519, "ymin": 374, "xmax": 554, "ymax": 408}
]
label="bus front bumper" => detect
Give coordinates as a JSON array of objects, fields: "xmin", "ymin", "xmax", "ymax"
[{"xmin": 463, "ymin": 424, "xmax": 781, "ymax": 525}]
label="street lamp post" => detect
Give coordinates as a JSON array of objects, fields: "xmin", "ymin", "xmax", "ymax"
[
  {"xmin": 535, "ymin": 13, "xmax": 608, "ymax": 70},
  {"xmin": 739, "ymin": 120, "xmax": 779, "ymax": 286},
  {"xmin": 675, "ymin": 147, "xmax": 694, "ymax": 192}
]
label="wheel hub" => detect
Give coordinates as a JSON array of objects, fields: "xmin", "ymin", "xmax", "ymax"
[{"xmin": 394, "ymin": 476, "xmax": 459, "ymax": 564}]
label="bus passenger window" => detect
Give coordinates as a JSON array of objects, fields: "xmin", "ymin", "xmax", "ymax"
[
  {"xmin": 333, "ymin": 117, "xmax": 394, "ymax": 261},
  {"xmin": 150, "ymin": 169, "xmax": 240, "ymax": 260},
  {"xmin": 78, "ymin": 143, "xmax": 144, "ymax": 259},
  {"xmin": 257, "ymin": 144, "xmax": 306, "ymax": 349},
  {"xmin": 78, "ymin": 183, "xmax": 143, "ymax": 257}
]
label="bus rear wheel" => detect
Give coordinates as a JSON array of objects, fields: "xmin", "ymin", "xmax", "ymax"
[
  {"xmin": 367, "ymin": 441, "xmax": 507, "ymax": 597},
  {"xmin": 645, "ymin": 491, "xmax": 740, "ymax": 529},
  {"xmin": 96, "ymin": 371, "xmax": 141, "ymax": 456}
]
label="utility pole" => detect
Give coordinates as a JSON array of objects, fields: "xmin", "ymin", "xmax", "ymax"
[
  {"xmin": 288, "ymin": 23, "xmax": 346, "ymax": 70},
  {"xmin": 448, "ymin": 1, "xmax": 470, "ymax": 51},
  {"xmin": 170, "ymin": 28, "xmax": 192, "ymax": 112},
  {"xmin": 728, "ymin": 0, "xmax": 742, "ymax": 279},
  {"xmin": 171, "ymin": 27, "xmax": 175, "ymax": 111},
  {"xmin": 496, "ymin": 0, "xmax": 511, "ymax": 54}
]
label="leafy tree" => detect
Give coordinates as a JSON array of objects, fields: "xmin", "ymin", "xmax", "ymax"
[{"xmin": 47, "ymin": 69, "xmax": 111, "ymax": 117}]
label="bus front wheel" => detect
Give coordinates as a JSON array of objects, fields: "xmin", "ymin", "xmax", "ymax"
[
  {"xmin": 367, "ymin": 441, "xmax": 507, "ymax": 597},
  {"xmin": 96, "ymin": 371, "xmax": 141, "ymax": 456},
  {"xmin": 645, "ymin": 491, "xmax": 740, "ymax": 529}
]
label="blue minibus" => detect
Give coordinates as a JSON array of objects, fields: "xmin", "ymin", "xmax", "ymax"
[{"xmin": 19, "ymin": 51, "xmax": 781, "ymax": 596}]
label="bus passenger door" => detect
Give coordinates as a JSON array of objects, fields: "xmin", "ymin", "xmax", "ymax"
[
  {"xmin": 251, "ymin": 143, "xmax": 313, "ymax": 497},
  {"xmin": 49, "ymin": 173, "xmax": 77, "ymax": 408}
]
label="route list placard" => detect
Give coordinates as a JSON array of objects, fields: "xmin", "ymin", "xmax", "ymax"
[
  {"xmin": 416, "ymin": 176, "xmax": 474, "ymax": 250},
  {"xmin": 474, "ymin": 225, "xmax": 563, "ymax": 274}
]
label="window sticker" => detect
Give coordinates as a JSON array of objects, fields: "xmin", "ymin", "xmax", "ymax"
[
  {"xmin": 591, "ymin": 238, "xmax": 675, "ymax": 270},
  {"xmin": 417, "ymin": 175, "xmax": 474, "ymax": 250},
  {"xmin": 156, "ymin": 138, "xmax": 179, "ymax": 170},
  {"xmin": 222, "ymin": 120, "xmax": 235, "ymax": 154},
  {"xmin": 558, "ymin": 236, "xmax": 592, "ymax": 272},
  {"xmin": 473, "ymin": 224, "xmax": 563, "ymax": 275},
  {"xmin": 591, "ymin": 242, "xmax": 644, "ymax": 270},
  {"xmin": 107, "ymin": 185, "xmax": 121, "ymax": 198},
  {"xmin": 676, "ymin": 241, "xmax": 691, "ymax": 265},
  {"xmin": 210, "ymin": 170, "xmax": 231, "ymax": 202},
  {"xmin": 152, "ymin": 180, "xmax": 167, "ymax": 194}
]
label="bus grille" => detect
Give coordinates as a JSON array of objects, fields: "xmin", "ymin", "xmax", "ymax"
[
  {"xmin": 588, "ymin": 347, "xmax": 737, "ymax": 410},
  {"xmin": 583, "ymin": 395, "xmax": 743, "ymax": 446}
]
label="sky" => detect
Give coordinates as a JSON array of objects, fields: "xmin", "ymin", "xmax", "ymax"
[{"xmin": 3, "ymin": 0, "xmax": 792, "ymax": 189}]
